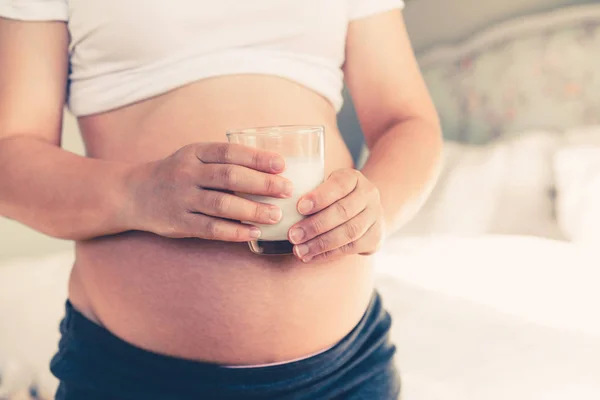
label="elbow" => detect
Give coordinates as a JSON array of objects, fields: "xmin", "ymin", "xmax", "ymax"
[
  {"xmin": 409, "ymin": 113, "xmax": 443, "ymax": 149},
  {"xmin": 365, "ymin": 111, "xmax": 443, "ymax": 151},
  {"xmin": 407, "ymin": 114, "xmax": 443, "ymax": 159}
]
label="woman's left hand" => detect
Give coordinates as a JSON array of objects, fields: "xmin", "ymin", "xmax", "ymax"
[{"xmin": 288, "ymin": 168, "xmax": 385, "ymax": 263}]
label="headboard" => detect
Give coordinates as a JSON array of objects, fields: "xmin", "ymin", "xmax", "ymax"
[{"xmin": 418, "ymin": 4, "xmax": 600, "ymax": 143}]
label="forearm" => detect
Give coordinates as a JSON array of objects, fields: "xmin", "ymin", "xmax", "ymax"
[
  {"xmin": 0, "ymin": 135, "xmax": 134, "ymax": 240},
  {"xmin": 360, "ymin": 117, "xmax": 442, "ymax": 234}
]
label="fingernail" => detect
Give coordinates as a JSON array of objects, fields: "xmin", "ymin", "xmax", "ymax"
[
  {"xmin": 249, "ymin": 228, "xmax": 261, "ymax": 239},
  {"xmin": 282, "ymin": 182, "xmax": 294, "ymax": 197},
  {"xmin": 298, "ymin": 199, "xmax": 314, "ymax": 214},
  {"xmin": 295, "ymin": 244, "xmax": 309, "ymax": 258},
  {"xmin": 289, "ymin": 228, "xmax": 305, "ymax": 244},
  {"xmin": 270, "ymin": 158, "xmax": 285, "ymax": 172},
  {"xmin": 269, "ymin": 207, "xmax": 282, "ymax": 223}
]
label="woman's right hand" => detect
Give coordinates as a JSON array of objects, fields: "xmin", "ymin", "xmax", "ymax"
[{"xmin": 123, "ymin": 143, "xmax": 292, "ymax": 241}]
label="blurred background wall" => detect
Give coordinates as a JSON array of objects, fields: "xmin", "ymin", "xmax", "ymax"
[
  {"xmin": 0, "ymin": 0, "xmax": 594, "ymax": 262},
  {"xmin": 339, "ymin": 0, "xmax": 594, "ymax": 160}
]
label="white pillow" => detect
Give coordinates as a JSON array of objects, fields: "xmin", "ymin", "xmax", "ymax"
[
  {"xmin": 562, "ymin": 125, "xmax": 600, "ymax": 147},
  {"xmin": 487, "ymin": 131, "xmax": 562, "ymax": 238},
  {"xmin": 397, "ymin": 141, "xmax": 508, "ymax": 236},
  {"xmin": 359, "ymin": 141, "xmax": 506, "ymax": 236},
  {"xmin": 554, "ymin": 146, "xmax": 600, "ymax": 243},
  {"xmin": 392, "ymin": 130, "xmax": 562, "ymax": 238}
]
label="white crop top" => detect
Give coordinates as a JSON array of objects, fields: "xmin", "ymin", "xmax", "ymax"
[{"xmin": 0, "ymin": 0, "xmax": 404, "ymax": 116}]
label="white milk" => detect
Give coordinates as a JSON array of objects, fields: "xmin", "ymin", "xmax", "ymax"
[{"xmin": 241, "ymin": 157, "xmax": 324, "ymax": 241}]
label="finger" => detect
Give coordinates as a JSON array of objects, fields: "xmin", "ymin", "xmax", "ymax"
[
  {"xmin": 192, "ymin": 190, "xmax": 282, "ymax": 225},
  {"xmin": 288, "ymin": 191, "xmax": 367, "ymax": 244},
  {"xmin": 198, "ymin": 164, "xmax": 293, "ymax": 198},
  {"xmin": 356, "ymin": 218, "xmax": 385, "ymax": 256},
  {"xmin": 293, "ymin": 208, "xmax": 377, "ymax": 262},
  {"xmin": 304, "ymin": 220, "xmax": 384, "ymax": 263},
  {"xmin": 297, "ymin": 169, "xmax": 359, "ymax": 216},
  {"xmin": 187, "ymin": 212, "xmax": 262, "ymax": 242},
  {"xmin": 197, "ymin": 143, "xmax": 285, "ymax": 173}
]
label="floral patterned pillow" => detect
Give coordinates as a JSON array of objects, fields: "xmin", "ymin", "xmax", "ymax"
[{"xmin": 418, "ymin": 4, "xmax": 600, "ymax": 144}]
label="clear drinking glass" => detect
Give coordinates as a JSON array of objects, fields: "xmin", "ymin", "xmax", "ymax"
[{"xmin": 226, "ymin": 125, "xmax": 325, "ymax": 255}]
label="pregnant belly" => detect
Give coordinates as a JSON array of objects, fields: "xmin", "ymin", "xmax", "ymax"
[
  {"xmin": 70, "ymin": 75, "xmax": 374, "ymax": 365},
  {"xmin": 72, "ymin": 232, "xmax": 374, "ymax": 365}
]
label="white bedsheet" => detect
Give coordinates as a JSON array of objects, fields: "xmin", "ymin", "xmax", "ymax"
[
  {"xmin": 1, "ymin": 236, "xmax": 599, "ymax": 399},
  {"xmin": 375, "ymin": 235, "xmax": 600, "ymax": 400}
]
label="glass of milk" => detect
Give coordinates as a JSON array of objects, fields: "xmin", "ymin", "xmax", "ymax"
[{"xmin": 226, "ymin": 125, "xmax": 325, "ymax": 255}]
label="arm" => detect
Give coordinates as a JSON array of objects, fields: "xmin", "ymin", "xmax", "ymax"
[
  {"xmin": 0, "ymin": 18, "xmax": 291, "ymax": 242},
  {"xmin": 345, "ymin": 10, "xmax": 442, "ymax": 232},
  {"xmin": 287, "ymin": 10, "xmax": 442, "ymax": 262},
  {"xmin": 0, "ymin": 18, "xmax": 132, "ymax": 240}
]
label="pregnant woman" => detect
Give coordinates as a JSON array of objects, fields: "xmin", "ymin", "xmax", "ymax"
[{"xmin": 0, "ymin": 0, "xmax": 441, "ymax": 399}]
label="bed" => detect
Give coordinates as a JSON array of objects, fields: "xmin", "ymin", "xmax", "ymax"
[
  {"xmin": 3, "ymin": 3, "xmax": 600, "ymax": 399},
  {"xmin": 360, "ymin": 3, "xmax": 600, "ymax": 244},
  {"xmin": 2, "ymin": 236, "xmax": 600, "ymax": 399}
]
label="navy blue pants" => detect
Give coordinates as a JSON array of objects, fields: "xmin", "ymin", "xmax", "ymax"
[{"xmin": 51, "ymin": 292, "xmax": 400, "ymax": 399}]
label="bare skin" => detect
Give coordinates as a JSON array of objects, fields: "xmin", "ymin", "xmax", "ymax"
[{"xmin": 0, "ymin": 11, "xmax": 442, "ymax": 365}]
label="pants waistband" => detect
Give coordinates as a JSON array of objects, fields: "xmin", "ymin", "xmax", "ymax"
[{"xmin": 51, "ymin": 291, "xmax": 394, "ymax": 399}]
